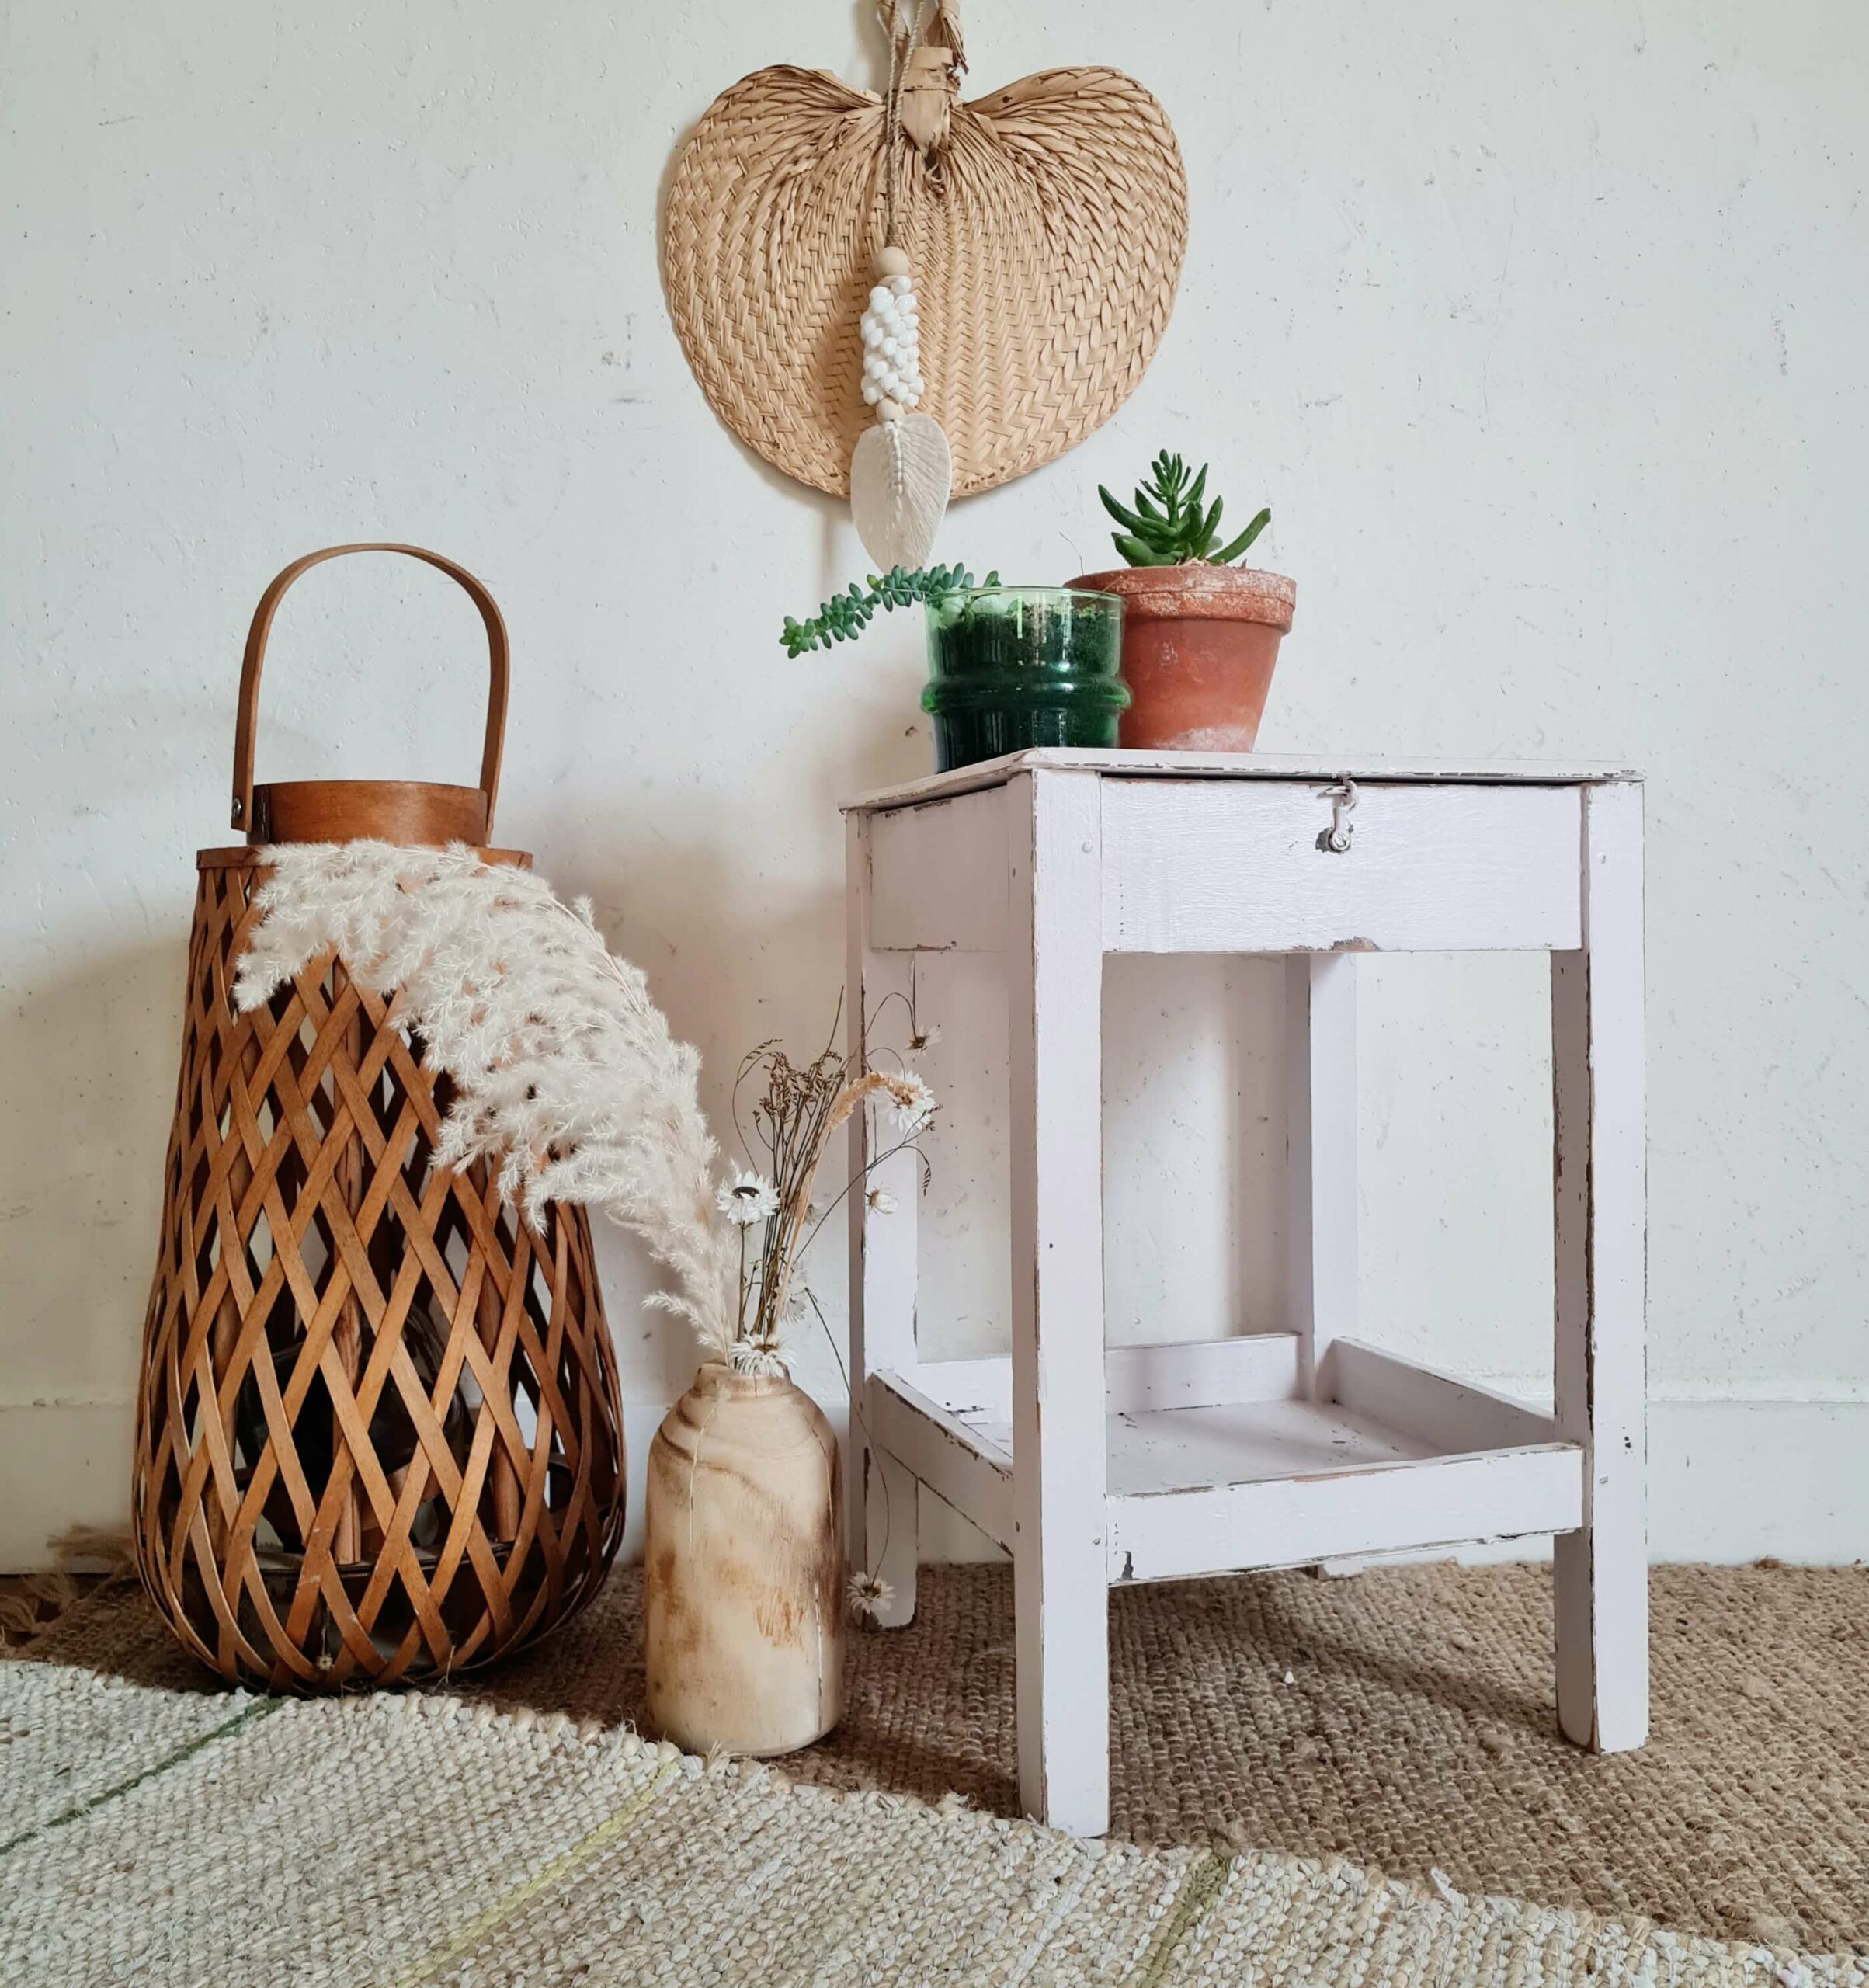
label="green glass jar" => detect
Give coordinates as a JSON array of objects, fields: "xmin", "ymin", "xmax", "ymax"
[{"xmin": 921, "ymin": 586, "xmax": 1128, "ymax": 772}]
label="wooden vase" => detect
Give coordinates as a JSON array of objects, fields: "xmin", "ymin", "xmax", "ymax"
[
  {"xmin": 643, "ymin": 1362, "xmax": 845, "ymax": 1756},
  {"xmin": 134, "ymin": 544, "xmax": 626, "ymax": 1690}
]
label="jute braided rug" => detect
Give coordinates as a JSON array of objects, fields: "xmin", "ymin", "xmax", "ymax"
[{"xmin": 9, "ymin": 1562, "xmax": 1867, "ymax": 1981}]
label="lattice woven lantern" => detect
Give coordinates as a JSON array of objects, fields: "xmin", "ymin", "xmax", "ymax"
[{"xmin": 134, "ymin": 544, "xmax": 625, "ymax": 1690}]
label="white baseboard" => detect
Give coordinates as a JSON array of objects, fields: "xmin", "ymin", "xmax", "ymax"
[
  {"xmin": 0, "ymin": 1402, "xmax": 137, "ymax": 1572},
  {"xmin": 1645, "ymin": 1398, "xmax": 1868, "ymax": 1565},
  {"xmin": 4, "ymin": 1396, "xmax": 1864, "ymax": 1572}
]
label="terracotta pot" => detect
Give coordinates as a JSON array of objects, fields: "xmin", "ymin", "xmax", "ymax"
[
  {"xmin": 643, "ymin": 1361, "xmax": 845, "ymax": 1757},
  {"xmin": 1068, "ymin": 565, "xmax": 1296, "ymax": 752}
]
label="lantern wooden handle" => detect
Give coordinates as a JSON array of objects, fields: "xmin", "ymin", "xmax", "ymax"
[{"xmin": 231, "ymin": 543, "xmax": 510, "ymax": 836}]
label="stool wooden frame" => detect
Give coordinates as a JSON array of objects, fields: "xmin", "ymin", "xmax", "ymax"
[{"xmin": 844, "ymin": 748, "xmax": 1647, "ymax": 1835}]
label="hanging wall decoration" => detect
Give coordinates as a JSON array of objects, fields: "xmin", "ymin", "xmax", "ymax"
[{"xmin": 662, "ymin": 2, "xmax": 1188, "ymax": 520}]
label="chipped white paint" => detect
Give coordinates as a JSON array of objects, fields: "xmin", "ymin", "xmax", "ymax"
[
  {"xmin": 5, "ymin": 3, "xmax": 1869, "ymax": 1572},
  {"xmin": 850, "ymin": 757, "xmax": 1646, "ymax": 1830},
  {"xmin": 1329, "ymin": 1340, "xmax": 1562, "ymax": 1453},
  {"xmin": 868, "ymin": 1371, "xmax": 1015, "ymax": 1555},
  {"xmin": 843, "ymin": 749, "xmax": 1641, "ymax": 815},
  {"xmin": 1551, "ymin": 780, "xmax": 1649, "ymax": 1750},
  {"xmin": 1287, "ymin": 954, "xmax": 1360, "ymax": 1399},
  {"xmin": 846, "ymin": 813, "xmax": 921, "ymax": 1628},
  {"xmin": 1100, "ymin": 780, "xmax": 1582, "ymax": 954},
  {"xmin": 1004, "ymin": 769, "xmax": 1110, "ymax": 1833},
  {"xmin": 907, "ymin": 1335, "xmax": 1303, "ymax": 1423},
  {"xmin": 865, "ymin": 788, "xmax": 1010, "ymax": 954},
  {"xmin": 1107, "ymin": 1441, "xmax": 1586, "ymax": 1584}
]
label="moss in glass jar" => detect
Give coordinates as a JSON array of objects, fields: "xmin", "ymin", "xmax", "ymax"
[{"xmin": 921, "ymin": 586, "xmax": 1127, "ymax": 771}]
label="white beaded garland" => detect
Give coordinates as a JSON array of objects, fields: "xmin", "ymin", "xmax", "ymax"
[
  {"xmin": 858, "ymin": 262, "xmax": 926, "ymax": 414},
  {"xmin": 849, "ymin": 244, "xmax": 951, "ymax": 571}
]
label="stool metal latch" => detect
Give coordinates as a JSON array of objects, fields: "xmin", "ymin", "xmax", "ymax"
[{"xmin": 1317, "ymin": 780, "xmax": 1357, "ymax": 853}]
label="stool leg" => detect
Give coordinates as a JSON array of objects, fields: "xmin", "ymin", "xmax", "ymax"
[
  {"xmin": 1007, "ymin": 770, "xmax": 1109, "ymax": 1834},
  {"xmin": 846, "ymin": 813, "xmax": 919, "ymax": 1628},
  {"xmin": 1285, "ymin": 952, "xmax": 1358, "ymax": 1402},
  {"xmin": 1287, "ymin": 955, "xmax": 1363, "ymax": 1580},
  {"xmin": 861, "ymin": 1449, "xmax": 919, "ymax": 1629},
  {"xmin": 1551, "ymin": 780, "xmax": 1648, "ymax": 1750}
]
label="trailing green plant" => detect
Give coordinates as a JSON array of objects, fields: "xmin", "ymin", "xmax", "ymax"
[
  {"xmin": 1098, "ymin": 452, "xmax": 1270, "ymax": 568},
  {"xmin": 780, "ymin": 562, "xmax": 998, "ymax": 658}
]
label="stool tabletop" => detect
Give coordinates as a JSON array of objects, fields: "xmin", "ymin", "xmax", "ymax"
[{"xmin": 842, "ymin": 748, "xmax": 1642, "ymax": 815}]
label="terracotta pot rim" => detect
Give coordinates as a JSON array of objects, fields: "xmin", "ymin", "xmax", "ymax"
[{"xmin": 1067, "ymin": 565, "xmax": 1296, "ymax": 628}]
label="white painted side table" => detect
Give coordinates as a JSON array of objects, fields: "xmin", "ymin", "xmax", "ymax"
[{"xmin": 843, "ymin": 749, "xmax": 1647, "ymax": 1836}]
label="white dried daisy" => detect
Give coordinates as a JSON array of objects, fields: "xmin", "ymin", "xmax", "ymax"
[
  {"xmin": 884, "ymin": 1072, "xmax": 936, "ymax": 1135},
  {"xmin": 866, "ymin": 1187, "xmax": 898, "ymax": 1215},
  {"xmin": 848, "ymin": 1571, "xmax": 895, "ymax": 1624},
  {"xmin": 729, "ymin": 1336, "xmax": 790, "ymax": 1378},
  {"xmin": 716, "ymin": 1166, "xmax": 779, "ymax": 1228},
  {"xmin": 907, "ymin": 1022, "xmax": 942, "ymax": 1056}
]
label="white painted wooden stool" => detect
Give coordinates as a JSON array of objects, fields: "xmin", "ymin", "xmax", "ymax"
[{"xmin": 843, "ymin": 749, "xmax": 1646, "ymax": 1836}]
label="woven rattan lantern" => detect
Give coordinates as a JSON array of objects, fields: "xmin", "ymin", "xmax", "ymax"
[{"xmin": 134, "ymin": 544, "xmax": 625, "ymax": 1691}]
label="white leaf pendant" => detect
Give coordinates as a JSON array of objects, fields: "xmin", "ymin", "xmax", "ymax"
[{"xmin": 849, "ymin": 413, "xmax": 953, "ymax": 572}]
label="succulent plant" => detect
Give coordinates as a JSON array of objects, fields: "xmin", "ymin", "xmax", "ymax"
[
  {"xmin": 781, "ymin": 562, "xmax": 999, "ymax": 658},
  {"xmin": 1098, "ymin": 453, "xmax": 1270, "ymax": 568}
]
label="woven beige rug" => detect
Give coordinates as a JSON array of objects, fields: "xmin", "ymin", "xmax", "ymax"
[
  {"xmin": 1, "ymin": 1653, "xmax": 1858, "ymax": 1986},
  {"xmin": 12, "ymin": 1562, "xmax": 1868, "ymax": 1975}
]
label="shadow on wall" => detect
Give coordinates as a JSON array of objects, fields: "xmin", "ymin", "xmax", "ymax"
[
  {"xmin": 554, "ymin": 825, "xmax": 860, "ymax": 1406},
  {"xmin": 0, "ymin": 935, "xmax": 183, "ymax": 1443}
]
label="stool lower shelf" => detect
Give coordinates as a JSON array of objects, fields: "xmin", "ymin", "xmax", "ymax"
[
  {"xmin": 868, "ymin": 1336, "xmax": 1585, "ymax": 1588},
  {"xmin": 972, "ymin": 1396, "xmax": 1440, "ymax": 1494}
]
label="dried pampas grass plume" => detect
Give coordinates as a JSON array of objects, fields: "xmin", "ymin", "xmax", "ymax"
[{"xmin": 234, "ymin": 841, "xmax": 739, "ymax": 1351}]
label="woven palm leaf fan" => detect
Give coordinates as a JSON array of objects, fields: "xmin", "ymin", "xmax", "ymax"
[{"xmin": 663, "ymin": 2, "xmax": 1187, "ymax": 537}]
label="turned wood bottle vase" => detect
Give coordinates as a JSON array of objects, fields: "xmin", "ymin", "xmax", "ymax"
[{"xmin": 644, "ymin": 1362, "xmax": 846, "ymax": 1756}]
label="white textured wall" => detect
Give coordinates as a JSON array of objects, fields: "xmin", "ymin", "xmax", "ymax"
[{"xmin": 5, "ymin": 2, "xmax": 1866, "ymax": 1567}]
